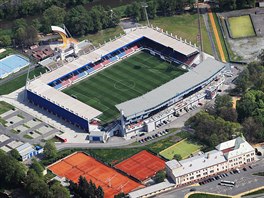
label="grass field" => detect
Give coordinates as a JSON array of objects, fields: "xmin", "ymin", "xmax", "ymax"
[
  {"xmin": 228, "ymin": 15, "xmax": 255, "ymax": 38},
  {"xmin": 0, "ymin": 101, "xmax": 14, "ymax": 115},
  {"xmin": 63, "ymin": 51, "xmax": 186, "ymax": 123},
  {"xmin": 0, "ymin": 66, "xmax": 47, "ymax": 95},
  {"xmin": 159, "ymin": 139, "xmax": 202, "ymax": 160},
  {"xmin": 145, "ymin": 14, "xmax": 212, "ymax": 55},
  {"xmin": 188, "ymin": 193, "xmax": 231, "ymax": 198}
]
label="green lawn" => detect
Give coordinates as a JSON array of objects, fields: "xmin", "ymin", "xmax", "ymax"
[
  {"xmin": 228, "ymin": 15, "xmax": 255, "ymax": 38},
  {"xmin": 0, "ymin": 66, "xmax": 47, "ymax": 95},
  {"xmin": 79, "ymin": 26, "xmax": 124, "ymax": 46},
  {"xmin": 159, "ymin": 139, "xmax": 202, "ymax": 160},
  {"xmin": 144, "ymin": 14, "xmax": 212, "ymax": 55},
  {"xmin": 63, "ymin": 51, "xmax": 186, "ymax": 123},
  {"xmin": 42, "ymin": 130, "xmax": 189, "ymax": 166},
  {"xmin": 0, "ymin": 101, "xmax": 14, "ymax": 114},
  {"xmin": 188, "ymin": 193, "xmax": 231, "ymax": 198}
]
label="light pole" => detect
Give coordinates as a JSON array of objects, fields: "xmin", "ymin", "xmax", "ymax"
[{"xmin": 142, "ymin": 1, "xmax": 150, "ymax": 27}]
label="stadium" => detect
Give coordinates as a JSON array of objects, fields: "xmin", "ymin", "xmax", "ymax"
[{"xmin": 26, "ymin": 26, "xmax": 228, "ymax": 140}]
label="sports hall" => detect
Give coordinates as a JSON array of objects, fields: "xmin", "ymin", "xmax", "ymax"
[
  {"xmin": 48, "ymin": 152, "xmax": 142, "ymax": 197},
  {"xmin": 114, "ymin": 150, "xmax": 165, "ymax": 182}
]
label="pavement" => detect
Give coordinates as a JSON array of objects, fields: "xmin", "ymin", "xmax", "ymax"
[{"xmin": 156, "ymin": 157, "xmax": 264, "ymax": 198}]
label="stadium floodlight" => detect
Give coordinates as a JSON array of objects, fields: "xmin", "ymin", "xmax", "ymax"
[
  {"xmin": 142, "ymin": 1, "xmax": 150, "ymax": 27},
  {"xmin": 196, "ymin": 0, "xmax": 204, "ymax": 63}
]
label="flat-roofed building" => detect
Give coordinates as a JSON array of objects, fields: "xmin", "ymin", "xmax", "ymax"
[
  {"xmin": 166, "ymin": 137, "xmax": 255, "ymax": 185},
  {"xmin": 16, "ymin": 143, "xmax": 43, "ymax": 161}
]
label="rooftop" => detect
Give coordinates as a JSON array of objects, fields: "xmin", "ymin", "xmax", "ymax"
[
  {"xmin": 116, "ymin": 58, "xmax": 226, "ymax": 117},
  {"xmin": 27, "ymin": 79, "xmax": 102, "ymax": 120},
  {"xmin": 216, "ymin": 136, "xmax": 254, "ymax": 159},
  {"xmin": 166, "ymin": 150, "xmax": 226, "ymax": 178}
]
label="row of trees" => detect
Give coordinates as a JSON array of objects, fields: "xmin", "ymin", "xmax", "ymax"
[
  {"xmin": 0, "ymin": 0, "xmax": 91, "ymax": 20},
  {"xmin": 0, "ymin": 4, "xmax": 120, "ymax": 48},
  {"xmin": 218, "ymin": 0, "xmax": 256, "ymax": 10}
]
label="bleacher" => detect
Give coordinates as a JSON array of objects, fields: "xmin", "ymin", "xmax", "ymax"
[{"xmin": 48, "ymin": 36, "xmax": 197, "ymax": 90}]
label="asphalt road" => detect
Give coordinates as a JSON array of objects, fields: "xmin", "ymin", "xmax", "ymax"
[{"xmin": 156, "ymin": 158, "xmax": 264, "ymax": 198}]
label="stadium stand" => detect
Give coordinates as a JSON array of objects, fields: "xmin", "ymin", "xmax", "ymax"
[{"xmin": 26, "ymin": 26, "xmax": 224, "ymax": 133}]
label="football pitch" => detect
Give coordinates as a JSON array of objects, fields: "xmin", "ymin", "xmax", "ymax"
[
  {"xmin": 228, "ymin": 15, "xmax": 255, "ymax": 38},
  {"xmin": 159, "ymin": 139, "xmax": 202, "ymax": 160},
  {"xmin": 63, "ymin": 51, "xmax": 186, "ymax": 123}
]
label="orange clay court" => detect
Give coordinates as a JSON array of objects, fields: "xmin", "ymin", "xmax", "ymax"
[
  {"xmin": 48, "ymin": 152, "xmax": 143, "ymax": 198},
  {"xmin": 114, "ymin": 150, "xmax": 165, "ymax": 181}
]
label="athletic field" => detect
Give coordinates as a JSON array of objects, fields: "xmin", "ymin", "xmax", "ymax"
[
  {"xmin": 63, "ymin": 51, "xmax": 186, "ymax": 123},
  {"xmin": 228, "ymin": 15, "xmax": 255, "ymax": 38},
  {"xmin": 159, "ymin": 139, "xmax": 202, "ymax": 160}
]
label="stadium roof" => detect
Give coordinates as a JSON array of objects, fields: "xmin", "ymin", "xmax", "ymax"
[
  {"xmin": 38, "ymin": 26, "xmax": 198, "ymax": 84},
  {"xmin": 116, "ymin": 58, "xmax": 226, "ymax": 118},
  {"xmin": 27, "ymin": 79, "xmax": 102, "ymax": 120}
]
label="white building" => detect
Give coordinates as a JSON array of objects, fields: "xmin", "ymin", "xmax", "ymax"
[
  {"xmin": 166, "ymin": 137, "xmax": 255, "ymax": 185},
  {"xmin": 16, "ymin": 143, "xmax": 43, "ymax": 161}
]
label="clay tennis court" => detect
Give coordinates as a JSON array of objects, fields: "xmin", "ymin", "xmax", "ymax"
[
  {"xmin": 48, "ymin": 152, "xmax": 142, "ymax": 198},
  {"xmin": 114, "ymin": 150, "xmax": 165, "ymax": 181}
]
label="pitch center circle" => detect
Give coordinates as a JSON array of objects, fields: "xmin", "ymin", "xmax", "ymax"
[{"xmin": 114, "ymin": 80, "xmax": 135, "ymax": 91}]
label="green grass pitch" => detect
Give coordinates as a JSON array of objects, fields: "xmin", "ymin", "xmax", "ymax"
[
  {"xmin": 228, "ymin": 15, "xmax": 255, "ymax": 38},
  {"xmin": 159, "ymin": 139, "xmax": 202, "ymax": 160},
  {"xmin": 63, "ymin": 51, "xmax": 186, "ymax": 123}
]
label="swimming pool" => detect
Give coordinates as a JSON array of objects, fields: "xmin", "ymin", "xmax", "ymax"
[{"xmin": 0, "ymin": 54, "xmax": 30, "ymax": 79}]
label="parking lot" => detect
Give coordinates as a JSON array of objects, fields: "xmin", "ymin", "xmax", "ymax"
[{"xmin": 0, "ymin": 107, "xmax": 63, "ymax": 152}]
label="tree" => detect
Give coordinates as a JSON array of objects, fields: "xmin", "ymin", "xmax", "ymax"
[
  {"xmin": 44, "ymin": 140, "xmax": 57, "ymax": 159},
  {"xmin": 114, "ymin": 192, "xmax": 125, "ymax": 198},
  {"xmin": 42, "ymin": 5, "xmax": 66, "ymax": 33},
  {"xmin": 69, "ymin": 176, "xmax": 104, "ymax": 198},
  {"xmin": 214, "ymin": 95, "xmax": 233, "ymax": 114},
  {"xmin": 0, "ymin": 150, "xmax": 26, "ymax": 188},
  {"xmin": 65, "ymin": 5, "xmax": 94, "ymax": 36},
  {"xmin": 9, "ymin": 149, "xmax": 21, "ymax": 161},
  {"xmin": 0, "ymin": 35, "xmax": 12, "ymax": 47},
  {"xmin": 219, "ymin": 107, "xmax": 238, "ymax": 122},
  {"xmin": 153, "ymin": 170, "xmax": 166, "ymax": 183},
  {"xmin": 50, "ymin": 181, "xmax": 70, "ymax": 198},
  {"xmin": 32, "ymin": 19, "xmax": 42, "ymax": 31},
  {"xmin": 173, "ymin": 154, "xmax": 182, "ymax": 161},
  {"xmin": 242, "ymin": 117, "xmax": 264, "ymax": 143},
  {"xmin": 31, "ymin": 158, "xmax": 44, "ymax": 177},
  {"xmin": 258, "ymin": 49, "xmax": 264, "ymax": 65},
  {"xmin": 25, "ymin": 169, "xmax": 50, "ymax": 198}
]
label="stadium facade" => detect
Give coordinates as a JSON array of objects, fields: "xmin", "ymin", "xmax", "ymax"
[{"xmin": 26, "ymin": 26, "xmax": 228, "ymax": 139}]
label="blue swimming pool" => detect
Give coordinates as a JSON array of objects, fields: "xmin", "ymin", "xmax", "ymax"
[{"xmin": 0, "ymin": 54, "xmax": 30, "ymax": 78}]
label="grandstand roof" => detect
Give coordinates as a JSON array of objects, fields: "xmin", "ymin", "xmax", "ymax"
[
  {"xmin": 116, "ymin": 58, "xmax": 226, "ymax": 118},
  {"xmin": 38, "ymin": 26, "xmax": 198, "ymax": 84},
  {"xmin": 27, "ymin": 79, "xmax": 102, "ymax": 120}
]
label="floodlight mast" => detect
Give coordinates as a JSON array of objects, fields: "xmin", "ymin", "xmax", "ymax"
[
  {"xmin": 197, "ymin": 0, "xmax": 204, "ymax": 63},
  {"xmin": 142, "ymin": 1, "xmax": 150, "ymax": 27}
]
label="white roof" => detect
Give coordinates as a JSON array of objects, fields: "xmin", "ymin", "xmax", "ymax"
[
  {"xmin": 116, "ymin": 58, "xmax": 226, "ymax": 117},
  {"xmin": 129, "ymin": 181, "xmax": 174, "ymax": 198},
  {"xmin": 51, "ymin": 26, "xmax": 67, "ymax": 36},
  {"xmin": 38, "ymin": 26, "xmax": 198, "ymax": 84},
  {"xmin": 166, "ymin": 150, "xmax": 226, "ymax": 178},
  {"xmin": 27, "ymin": 79, "xmax": 102, "ymax": 120},
  {"xmin": 16, "ymin": 143, "xmax": 35, "ymax": 157},
  {"xmin": 216, "ymin": 137, "xmax": 254, "ymax": 159}
]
